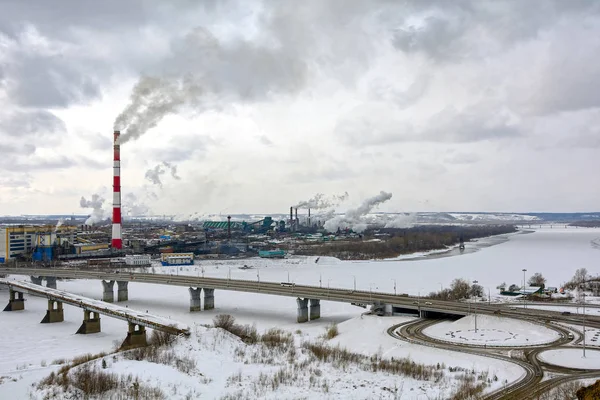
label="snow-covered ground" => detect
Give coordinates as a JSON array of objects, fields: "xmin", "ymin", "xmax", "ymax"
[
  {"xmin": 1, "ymin": 228, "xmax": 599, "ymax": 398},
  {"xmin": 330, "ymin": 315, "xmax": 524, "ymax": 390},
  {"xmin": 538, "ymin": 348, "xmax": 600, "ymax": 370},
  {"xmin": 422, "ymin": 315, "xmax": 560, "ymax": 347}
]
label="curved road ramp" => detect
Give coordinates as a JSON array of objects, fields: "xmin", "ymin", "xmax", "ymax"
[{"xmin": 0, "ymin": 278, "xmax": 190, "ymax": 349}]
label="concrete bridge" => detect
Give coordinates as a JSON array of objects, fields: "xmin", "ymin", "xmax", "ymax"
[
  {"xmin": 2, "ymin": 267, "xmax": 600, "ymax": 327},
  {"xmin": 0, "ymin": 279, "xmax": 190, "ymax": 348}
]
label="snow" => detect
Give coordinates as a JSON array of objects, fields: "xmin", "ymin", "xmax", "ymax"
[
  {"xmin": 1, "ymin": 228, "xmax": 599, "ymax": 398},
  {"xmin": 422, "ymin": 315, "xmax": 560, "ymax": 346},
  {"xmin": 329, "ymin": 315, "xmax": 524, "ymax": 394},
  {"xmin": 538, "ymin": 348, "xmax": 600, "ymax": 370},
  {"xmin": 513, "ymin": 303, "xmax": 600, "ymax": 317}
]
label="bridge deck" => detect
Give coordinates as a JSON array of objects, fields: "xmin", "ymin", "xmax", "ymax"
[{"xmin": 0, "ymin": 278, "xmax": 189, "ymax": 336}]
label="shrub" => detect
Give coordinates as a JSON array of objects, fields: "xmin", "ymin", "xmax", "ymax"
[{"xmin": 325, "ymin": 324, "xmax": 339, "ymax": 340}]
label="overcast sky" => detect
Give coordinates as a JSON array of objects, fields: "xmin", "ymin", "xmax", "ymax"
[{"xmin": 1, "ymin": 0, "xmax": 599, "ymax": 217}]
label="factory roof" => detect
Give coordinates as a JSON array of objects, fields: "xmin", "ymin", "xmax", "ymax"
[{"xmin": 203, "ymin": 221, "xmax": 244, "ymax": 229}]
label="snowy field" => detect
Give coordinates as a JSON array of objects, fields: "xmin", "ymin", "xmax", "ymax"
[
  {"xmin": 538, "ymin": 348, "xmax": 600, "ymax": 370},
  {"xmin": 1, "ymin": 228, "xmax": 599, "ymax": 398},
  {"xmin": 514, "ymin": 304, "xmax": 600, "ymax": 316},
  {"xmin": 422, "ymin": 315, "xmax": 560, "ymax": 347}
]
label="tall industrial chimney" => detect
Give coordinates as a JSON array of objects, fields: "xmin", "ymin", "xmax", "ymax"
[
  {"xmin": 308, "ymin": 208, "xmax": 311, "ymax": 227},
  {"xmin": 295, "ymin": 208, "xmax": 298, "ymax": 227},
  {"xmin": 290, "ymin": 207, "xmax": 293, "ymax": 231},
  {"xmin": 111, "ymin": 130, "xmax": 123, "ymax": 249}
]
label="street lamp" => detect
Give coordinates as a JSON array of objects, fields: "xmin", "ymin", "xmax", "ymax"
[
  {"xmin": 353, "ymin": 275, "xmax": 356, "ymax": 291},
  {"xmin": 473, "ymin": 280, "xmax": 479, "ymax": 333},
  {"xmin": 319, "ymin": 274, "xmax": 322, "ymax": 288},
  {"xmin": 522, "ymin": 269, "xmax": 528, "ymax": 309},
  {"xmin": 392, "ymin": 279, "xmax": 397, "ymax": 295},
  {"xmin": 287, "ymin": 271, "xmax": 290, "ymax": 283},
  {"xmin": 583, "ymin": 291, "xmax": 587, "ymax": 358},
  {"xmin": 328, "ymin": 279, "xmax": 332, "ymax": 299}
]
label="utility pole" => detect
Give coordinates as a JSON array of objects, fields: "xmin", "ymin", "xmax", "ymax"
[
  {"xmin": 353, "ymin": 275, "xmax": 356, "ymax": 291},
  {"xmin": 392, "ymin": 279, "xmax": 397, "ymax": 296}
]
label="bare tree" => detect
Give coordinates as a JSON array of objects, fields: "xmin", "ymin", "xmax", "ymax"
[
  {"xmin": 450, "ymin": 278, "xmax": 471, "ymax": 300},
  {"xmin": 528, "ymin": 273, "xmax": 546, "ymax": 287}
]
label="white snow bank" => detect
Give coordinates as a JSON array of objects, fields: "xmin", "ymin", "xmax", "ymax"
[
  {"xmin": 423, "ymin": 315, "xmax": 560, "ymax": 347},
  {"xmin": 329, "ymin": 315, "xmax": 525, "ymax": 394},
  {"xmin": 538, "ymin": 348, "xmax": 600, "ymax": 370}
]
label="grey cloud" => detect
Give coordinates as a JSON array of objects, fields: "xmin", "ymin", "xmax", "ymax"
[
  {"xmin": 444, "ymin": 152, "xmax": 480, "ymax": 164},
  {"xmin": 258, "ymin": 135, "xmax": 273, "ymax": 146},
  {"xmin": 336, "ymin": 102, "xmax": 520, "ymax": 145},
  {"xmin": 0, "ymin": 109, "xmax": 66, "ymax": 138}
]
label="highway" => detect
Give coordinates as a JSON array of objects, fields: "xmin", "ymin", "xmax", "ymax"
[
  {"xmin": 0, "ymin": 278, "xmax": 190, "ymax": 336},
  {"xmin": 2, "ymin": 267, "xmax": 600, "ymax": 330}
]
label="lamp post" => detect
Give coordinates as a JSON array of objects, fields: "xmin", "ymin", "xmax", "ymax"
[
  {"xmin": 353, "ymin": 275, "xmax": 356, "ymax": 291},
  {"xmin": 287, "ymin": 271, "xmax": 290, "ymax": 283},
  {"xmin": 583, "ymin": 291, "xmax": 587, "ymax": 358},
  {"xmin": 319, "ymin": 274, "xmax": 322, "ymax": 288},
  {"xmin": 328, "ymin": 279, "xmax": 332, "ymax": 299},
  {"xmin": 392, "ymin": 279, "xmax": 397, "ymax": 295},
  {"xmin": 522, "ymin": 268, "xmax": 527, "ymax": 309},
  {"xmin": 473, "ymin": 280, "xmax": 479, "ymax": 333}
]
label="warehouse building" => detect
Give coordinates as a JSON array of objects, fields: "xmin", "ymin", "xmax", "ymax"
[{"xmin": 0, "ymin": 225, "xmax": 78, "ymax": 263}]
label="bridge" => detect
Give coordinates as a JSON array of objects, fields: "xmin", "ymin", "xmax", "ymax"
[
  {"xmin": 1, "ymin": 267, "xmax": 599, "ymax": 327},
  {"xmin": 0, "ymin": 278, "xmax": 190, "ymax": 348}
]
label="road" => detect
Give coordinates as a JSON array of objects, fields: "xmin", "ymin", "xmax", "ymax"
[
  {"xmin": 0, "ymin": 278, "xmax": 190, "ymax": 336},
  {"xmin": 388, "ymin": 318, "xmax": 600, "ymax": 399}
]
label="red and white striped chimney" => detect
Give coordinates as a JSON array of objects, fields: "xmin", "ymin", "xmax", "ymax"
[{"xmin": 111, "ymin": 130, "xmax": 123, "ymax": 249}]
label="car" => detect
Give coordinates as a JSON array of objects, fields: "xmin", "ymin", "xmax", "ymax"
[
  {"xmin": 561, "ymin": 311, "xmax": 571, "ymax": 315},
  {"xmin": 425, "ymin": 302, "xmax": 432, "ymax": 305},
  {"xmin": 412, "ymin": 301, "xmax": 419, "ymax": 305},
  {"xmin": 280, "ymin": 282, "xmax": 295, "ymax": 287},
  {"xmin": 567, "ymin": 333, "xmax": 574, "ymax": 339}
]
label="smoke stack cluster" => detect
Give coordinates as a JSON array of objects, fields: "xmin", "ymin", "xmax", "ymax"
[{"xmin": 111, "ymin": 130, "xmax": 123, "ymax": 249}]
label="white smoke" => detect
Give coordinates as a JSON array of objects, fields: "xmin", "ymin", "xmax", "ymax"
[
  {"xmin": 295, "ymin": 192, "xmax": 349, "ymax": 209},
  {"xmin": 114, "ymin": 25, "xmax": 307, "ymax": 144},
  {"xmin": 323, "ymin": 191, "xmax": 393, "ymax": 233},
  {"xmin": 79, "ymin": 194, "xmax": 107, "ymax": 225},
  {"xmin": 123, "ymin": 193, "xmax": 151, "ymax": 217},
  {"xmin": 384, "ymin": 213, "xmax": 416, "ymax": 229},
  {"xmin": 54, "ymin": 218, "xmax": 64, "ymax": 232},
  {"xmin": 145, "ymin": 161, "xmax": 181, "ymax": 187}
]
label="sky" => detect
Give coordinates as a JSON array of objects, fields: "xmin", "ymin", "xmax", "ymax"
[{"xmin": 1, "ymin": 0, "xmax": 599, "ymax": 217}]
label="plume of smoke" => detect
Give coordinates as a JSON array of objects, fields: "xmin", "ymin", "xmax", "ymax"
[
  {"xmin": 79, "ymin": 194, "xmax": 106, "ymax": 225},
  {"xmin": 123, "ymin": 193, "xmax": 151, "ymax": 217},
  {"xmin": 295, "ymin": 192, "xmax": 349, "ymax": 209},
  {"xmin": 323, "ymin": 191, "xmax": 392, "ymax": 233},
  {"xmin": 54, "ymin": 218, "xmax": 64, "ymax": 232},
  {"xmin": 384, "ymin": 213, "xmax": 416, "ymax": 229},
  {"xmin": 145, "ymin": 161, "xmax": 181, "ymax": 187},
  {"xmin": 114, "ymin": 25, "xmax": 307, "ymax": 144}
]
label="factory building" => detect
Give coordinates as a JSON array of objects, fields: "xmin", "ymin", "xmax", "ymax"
[
  {"xmin": 125, "ymin": 254, "xmax": 151, "ymax": 266},
  {"xmin": 160, "ymin": 253, "xmax": 194, "ymax": 266},
  {"xmin": 0, "ymin": 226, "xmax": 78, "ymax": 263}
]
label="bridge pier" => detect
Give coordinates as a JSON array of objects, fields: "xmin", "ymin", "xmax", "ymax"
[
  {"xmin": 102, "ymin": 280, "xmax": 115, "ymax": 303},
  {"xmin": 121, "ymin": 322, "xmax": 147, "ymax": 349},
  {"xmin": 117, "ymin": 281, "xmax": 128, "ymax": 302},
  {"xmin": 30, "ymin": 276, "xmax": 43, "ymax": 285},
  {"xmin": 3, "ymin": 289, "xmax": 25, "ymax": 311},
  {"xmin": 203, "ymin": 288, "xmax": 214, "ymax": 310},
  {"xmin": 41, "ymin": 300, "xmax": 64, "ymax": 323},
  {"xmin": 76, "ymin": 310, "xmax": 101, "ymax": 334},
  {"xmin": 189, "ymin": 287, "xmax": 201, "ymax": 312},
  {"xmin": 45, "ymin": 276, "xmax": 57, "ymax": 289},
  {"xmin": 309, "ymin": 299, "xmax": 320, "ymax": 320},
  {"xmin": 296, "ymin": 298, "xmax": 309, "ymax": 323}
]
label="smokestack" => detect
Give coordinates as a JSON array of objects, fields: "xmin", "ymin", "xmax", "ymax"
[
  {"xmin": 295, "ymin": 208, "xmax": 298, "ymax": 226},
  {"xmin": 290, "ymin": 206, "xmax": 293, "ymax": 231},
  {"xmin": 111, "ymin": 130, "xmax": 123, "ymax": 249},
  {"xmin": 308, "ymin": 208, "xmax": 311, "ymax": 227},
  {"xmin": 227, "ymin": 215, "xmax": 231, "ymax": 240}
]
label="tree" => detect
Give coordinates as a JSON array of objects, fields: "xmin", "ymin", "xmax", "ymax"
[
  {"xmin": 470, "ymin": 284, "xmax": 484, "ymax": 298},
  {"xmin": 528, "ymin": 273, "xmax": 546, "ymax": 288},
  {"xmin": 573, "ymin": 268, "xmax": 588, "ymax": 286},
  {"xmin": 450, "ymin": 278, "xmax": 470, "ymax": 300},
  {"xmin": 508, "ymin": 284, "xmax": 520, "ymax": 292},
  {"xmin": 496, "ymin": 282, "xmax": 506, "ymax": 290}
]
